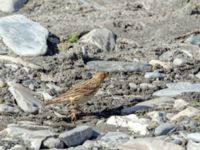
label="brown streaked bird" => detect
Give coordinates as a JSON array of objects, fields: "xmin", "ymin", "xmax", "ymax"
[{"xmin": 44, "ymin": 72, "xmax": 109, "ymax": 124}]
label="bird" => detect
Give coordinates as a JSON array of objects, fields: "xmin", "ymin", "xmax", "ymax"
[{"xmin": 44, "ymin": 72, "xmax": 109, "ymax": 124}]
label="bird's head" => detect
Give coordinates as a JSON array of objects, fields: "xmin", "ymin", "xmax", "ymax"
[{"xmin": 93, "ymin": 72, "xmax": 109, "ymax": 81}]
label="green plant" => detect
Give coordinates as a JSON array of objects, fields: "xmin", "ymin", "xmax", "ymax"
[{"xmin": 67, "ymin": 32, "xmax": 79, "ymax": 43}]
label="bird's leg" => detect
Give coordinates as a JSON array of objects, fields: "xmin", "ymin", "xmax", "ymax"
[{"xmin": 69, "ymin": 101, "xmax": 77, "ymax": 126}]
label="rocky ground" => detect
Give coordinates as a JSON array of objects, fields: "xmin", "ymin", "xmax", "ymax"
[{"xmin": 0, "ymin": 0, "xmax": 200, "ymax": 150}]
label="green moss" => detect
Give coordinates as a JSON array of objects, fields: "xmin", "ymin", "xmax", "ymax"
[{"xmin": 67, "ymin": 32, "xmax": 79, "ymax": 43}]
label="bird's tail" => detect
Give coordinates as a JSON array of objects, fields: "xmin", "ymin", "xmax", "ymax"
[{"xmin": 44, "ymin": 97, "xmax": 68, "ymax": 106}]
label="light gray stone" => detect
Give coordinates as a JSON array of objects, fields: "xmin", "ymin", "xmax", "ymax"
[
  {"xmin": 187, "ymin": 140, "xmax": 200, "ymax": 150},
  {"xmin": 136, "ymin": 97, "xmax": 175, "ymax": 109},
  {"xmin": 86, "ymin": 61, "xmax": 152, "ymax": 72},
  {"xmin": 8, "ymin": 82, "xmax": 43, "ymax": 114},
  {"xmin": 153, "ymin": 82, "xmax": 200, "ymax": 97},
  {"xmin": 0, "ymin": 0, "xmax": 27, "ymax": 12},
  {"xmin": 80, "ymin": 28, "xmax": 116, "ymax": 51},
  {"xmin": 0, "ymin": 122, "xmax": 56, "ymax": 150},
  {"xmin": 59, "ymin": 126, "xmax": 94, "ymax": 147},
  {"xmin": 128, "ymin": 83, "xmax": 137, "ymax": 89},
  {"xmin": 118, "ymin": 138, "xmax": 184, "ymax": 150},
  {"xmin": 187, "ymin": 133, "xmax": 200, "ymax": 143},
  {"xmin": 140, "ymin": 83, "xmax": 156, "ymax": 90},
  {"xmin": 145, "ymin": 71, "xmax": 165, "ymax": 79},
  {"xmin": 173, "ymin": 58, "xmax": 186, "ymax": 66},
  {"xmin": 171, "ymin": 107, "xmax": 200, "ymax": 121},
  {"xmin": 0, "ymin": 15, "xmax": 48, "ymax": 56},
  {"xmin": 99, "ymin": 132, "xmax": 130, "ymax": 148},
  {"xmin": 43, "ymin": 137, "xmax": 65, "ymax": 149},
  {"xmin": 173, "ymin": 99, "xmax": 188, "ymax": 109},
  {"xmin": 154, "ymin": 123, "xmax": 176, "ymax": 136}
]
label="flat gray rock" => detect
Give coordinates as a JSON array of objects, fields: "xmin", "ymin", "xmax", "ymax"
[
  {"xmin": 186, "ymin": 34, "xmax": 200, "ymax": 45},
  {"xmin": 8, "ymin": 82, "xmax": 43, "ymax": 114},
  {"xmin": 154, "ymin": 123, "xmax": 176, "ymax": 136},
  {"xmin": 0, "ymin": 15, "xmax": 48, "ymax": 56},
  {"xmin": 80, "ymin": 28, "xmax": 116, "ymax": 51},
  {"xmin": 153, "ymin": 82, "xmax": 200, "ymax": 97},
  {"xmin": 86, "ymin": 61, "xmax": 152, "ymax": 72},
  {"xmin": 59, "ymin": 126, "xmax": 94, "ymax": 147},
  {"xmin": 144, "ymin": 71, "xmax": 165, "ymax": 79},
  {"xmin": 0, "ymin": 0, "xmax": 27, "ymax": 12}
]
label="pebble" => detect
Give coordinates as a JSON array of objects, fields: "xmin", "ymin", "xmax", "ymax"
[
  {"xmin": 118, "ymin": 138, "xmax": 184, "ymax": 150},
  {"xmin": 0, "ymin": 80, "xmax": 6, "ymax": 88},
  {"xmin": 59, "ymin": 126, "xmax": 95, "ymax": 147},
  {"xmin": 173, "ymin": 99, "xmax": 188, "ymax": 109},
  {"xmin": 0, "ymin": 0, "xmax": 27, "ymax": 12},
  {"xmin": 0, "ymin": 15, "xmax": 48, "ymax": 56},
  {"xmin": 145, "ymin": 71, "xmax": 165, "ymax": 79},
  {"xmin": 8, "ymin": 82, "xmax": 43, "ymax": 114},
  {"xmin": 173, "ymin": 58, "xmax": 186, "ymax": 66},
  {"xmin": 42, "ymin": 137, "xmax": 65, "ymax": 149},
  {"xmin": 153, "ymin": 82, "xmax": 200, "ymax": 97},
  {"xmin": 171, "ymin": 107, "xmax": 200, "ymax": 121},
  {"xmin": 128, "ymin": 82, "xmax": 137, "ymax": 89},
  {"xmin": 154, "ymin": 123, "xmax": 176, "ymax": 136},
  {"xmin": 140, "ymin": 83, "xmax": 156, "ymax": 90},
  {"xmin": 106, "ymin": 114, "xmax": 150, "ymax": 135},
  {"xmin": 80, "ymin": 28, "xmax": 116, "ymax": 51},
  {"xmin": 86, "ymin": 60, "xmax": 152, "ymax": 72}
]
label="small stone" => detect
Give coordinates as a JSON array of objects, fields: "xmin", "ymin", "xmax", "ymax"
[
  {"xmin": 0, "ymin": 0, "xmax": 27, "ymax": 12},
  {"xmin": 0, "ymin": 80, "xmax": 6, "ymax": 88},
  {"xmin": 171, "ymin": 107, "xmax": 200, "ymax": 121},
  {"xmin": 118, "ymin": 138, "xmax": 184, "ymax": 150},
  {"xmin": 80, "ymin": 28, "xmax": 116, "ymax": 51},
  {"xmin": 42, "ymin": 137, "xmax": 65, "ymax": 149},
  {"xmin": 106, "ymin": 114, "xmax": 149, "ymax": 135},
  {"xmin": 59, "ymin": 126, "xmax": 95, "ymax": 147},
  {"xmin": 187, "ymin": 133, "xmax": 200, "ymax": 143},
  {"xmin": 86, "ymin": 61, "xmax": 152, "ymax": 72},
  {"xmin": 8, "ymin": 82, "xmax": 43, "ymax": 114},
  {"xmin": 144, "ymin": 71, "xmax": 165, "ymax": 79},
  {"xmin": 173, "ymin": 58, "xmax": 185, "ymax": 66},
  {"xmin": 154, "ymin": 123, "xmax": 176, "ymax": 136},
  {"xmin": 140, "ymin": 83, "xmax": 156, "ymax": 90},
  {"xmin": 0, "ymin": 15, "xmax": 48, "ymax": 56},
  {"xmin": 173, "ymin": 99, "xmax": 188, "ymax": 109},
  {"xmin": 128, "ymin": 83, "xmax": 137, "ymax": 89}
]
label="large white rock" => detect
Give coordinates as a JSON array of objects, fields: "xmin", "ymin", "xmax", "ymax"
[
  {"xmin": 107, "ymin": 114, "xmax": 149, "ymax": 135},
  {"xmin": 8, "ymin": 82, "xmax": 43, "ymax": 114},
  {"xmin": 0, "ymin": 15, "xmax": 48, "ymax": 56},
  {"xmin": 0, "ymin": 0, "xmax": 27, "ymax": 12}
]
